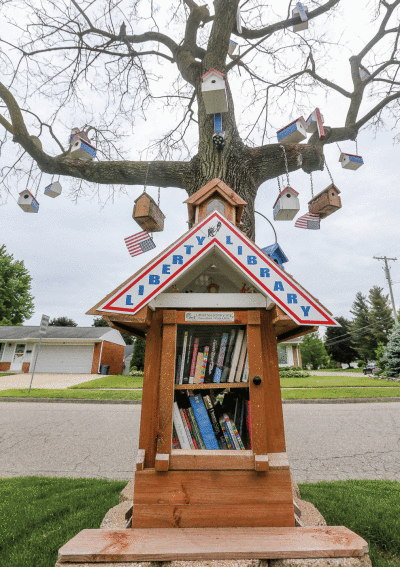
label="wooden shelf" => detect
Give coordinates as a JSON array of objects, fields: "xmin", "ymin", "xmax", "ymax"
[{"xmin": 175, "ymin": 382, "xmax": 249, "ymax": 389}]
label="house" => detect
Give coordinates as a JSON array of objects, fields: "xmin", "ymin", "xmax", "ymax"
[
  {"xmin": 0, "ymin": 326, "xmax": 125, "ymax": 374},
  {"xmin": 277, "ymin": 337, "xmax": 303, "ymax": 367}
]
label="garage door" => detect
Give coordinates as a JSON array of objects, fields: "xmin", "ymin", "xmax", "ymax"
[{"xmin": 35, "ymin": 344, "xmax": 94, "ymax": 373}]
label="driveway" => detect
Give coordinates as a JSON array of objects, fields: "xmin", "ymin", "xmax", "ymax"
[{"xmin": 0, "ymin": 373, "xmax": 93, "ymax": 390}]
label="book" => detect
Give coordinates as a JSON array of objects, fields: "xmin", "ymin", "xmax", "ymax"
[
  {"xmin": 178, "ymin": 331, "xmax": 189, "ymax": 385},
  {"xmin": 220, "ymin": 366, "xmax": 230, "ymax": 383},
  {"xmin": 193, "ymin": 352, "xmax": 204, "ymax": 384},
  {"xmin": 172, "ymin": 424, "xmax": 181, "ymax": 449},
  {"xmin": 180, "ymin": 408, "xmax": 195, "ymax": 449},
  {"xmin": 173, "ymin": 402, "xmax": 191, "ymax": 449},
  {"xmin": 235, "ymin": 335, "xmax": 248, "ymax": 382},
  {"xmin": 228, "ymin": 330, "xmax": 244, "ymax": 382},
  {"xmin": 187, "ymin": 406, "xmax": 205, "ymax": 449},
  {"xmin": 199, "ymin": 347, "xmax": 209, "ymax": 383},
  {"xmin": 230, "ymin": 418, "xmax": 245, "ymax": 450},
  {"xmin": 205, "ymin": 337, "xmax": 219, "ymax": 382},
  {"xmin": 245, "ymin": 399, "xmax": 252, "ymax": 449},
  {"xmin": 213, "ymin": 332, "xmax": 229, "ymax": 383},
  {"xmin": 189, "ymin": 337, "xmax": 200, "ymax": 384},
  {"xmin": 189, "ymin": 394, "xmax": 219, "ymax": 449},
  {"xmin": 182, "ymin": 332, "xmax": 193, "ymax": 384},
  {"xmin": 225, "ymin": 328, "xmax": 237, "ymax": 367},
  {"xmin": 203, "ymin": 394, "xmax": 227, "ymax": 449},
  {"xmin": 182, "ymin": 408, "xmax": 198, "ymax": 449},
  {"xmin": 241, "ymin": 353, "xmax": 249, "ymax": 382},
  {"xmin": 223, "ymin": 412, "xmax": 240, "ymax": 450},
  {"xmin": 175, "ymin": 354, "xmax": 182, "ymax": 385},
  {"xmin": 219, "ymin": 417, "xmax": 233, "ymax": 450}
]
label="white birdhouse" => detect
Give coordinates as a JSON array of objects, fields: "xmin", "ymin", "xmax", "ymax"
[
  {"xmin": 277, "ymin": 117, "xmax": 307, "ymax": 143},
  {"xmin": 70, "ymin": 128, "xmax": 89, "ymax": 144},
  {"xmin": 201, "ymin": 69, "xmax": 228, "ymax": 114},
  {"xmin": 44, "ymin": 181, "xmax": 62, "ymax": 198},
  {"xmin": 359, "ymin": 66, "xmax": 370, "ymax": 81},
  {"xmin": 69, "ymin": 137, "xmax": 97, "ymax": 160},
  {"xmin": 292, "ymin": 2, "xmax": 308, "ymax": 31},
  {"xmin": 228, "ymin": 40, "xmax": 238, "ymax": 55},
  {"xmin": 18, "ymin": 190, "xmax": 39, "ymax": 213},
  {"xmin": 339, "ymin": 153, "xmax": 364, "ymax": 170},
  {"xmin": 273, "ymin": 186, "xmax": 300, "ymax": 221},
  {"xmin": 306, "ymin": 108, "xmax": 325, "ymax": 139}
]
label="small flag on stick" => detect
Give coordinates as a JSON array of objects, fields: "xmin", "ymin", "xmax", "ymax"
[
  {"xmin": 294, "ymin": 212, "xmax": 320, "ymax": 230},
  {"xmin": 124, "ymin": 231, "xmax": 156, "ymax": 257}
]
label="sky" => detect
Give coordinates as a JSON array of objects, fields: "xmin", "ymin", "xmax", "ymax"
[{"xmin": 1, "ymin": 1, "xmax": 399, "ymax": 329}]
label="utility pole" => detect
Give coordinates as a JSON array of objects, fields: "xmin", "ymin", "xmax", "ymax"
[{"xmin": 374, "ymin": 256, "xmax": 398, "ymax": 324}]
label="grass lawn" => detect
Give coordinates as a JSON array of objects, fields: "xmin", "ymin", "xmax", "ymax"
[
  {"xmin": 0, "ymin": 476, "xmax": 126, "ymax": 567},
  {"xmin": 0, "ymin": 388, "xmax": 142, "ymax": 400},
  {"xmin": 300, "ymin": 480, "xmax": 400, "ymax": 567},
  {"xmin": 69, "ymin": 374, "xmax": 143, "ymax": 389},
  {"xmin": 280, "ymin": 376, "xmax": 400, "ymax": 388},
  {"xmin": 0, "ymin": 372, "xmax": 14, "ymax": 377},
  {"xmin": 325, "ymin": 368, "xmax": 365, "ymax": 373},
  {"xmin": 281, "ymin": 387, "xmax": 400, "ymax": 400}
]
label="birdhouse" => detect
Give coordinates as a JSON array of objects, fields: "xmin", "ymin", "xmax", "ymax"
[
  {"xmin": 292, "ymin": 2, "xmax": 308, "ymax": 31},
  {"xmin": 261, "ymin": 242, "xmax": 288, "ymax": 269},
  {"xmin": 306, "ymin": 108, "xmax": 325, "ymax": 139},
  {"xmin": 228, "ymin": 40, "xmax": 238, "ymax": 55},
  {"xmin": 17, "ymin": 190, "xmax": 39, "ymax": 213},
  {"xmin": 184, "ymin": 178, "xmax": 247, "ymax": 228},
  {"xmin": 277, "ymin": 117, "xmax": 307, "ymax": 143},
  {"xmin": 70, "ymin": 127, "xmax": 89, "ymax": 144},
  {"xmin": 44, "ymin": 180, "xmax": 62, "ymax": 198},
  {"xmin": 201, "ymin": 69, "xmax": 228, "ymax": 114},
  {"xmin": 339, "ymin": 152, "xmax": 364, "ymax": 170},
  {"xmin": 69, "ymin": 137, "xmax": 97, "ymax": 160},
  {"xmin": 273, "ymin": 186, "xmax": 300, "ymax": 221},
  {"xmin": 359, "ymin": 66, "xmax": 371, "ymax": 81},
  {"xmin": 133, "ymin": 192, "xmax": 165, "ymax": 233},
  {"xmin": 308, "ymin": 184, "xmax": 341, "ymax": 219}
]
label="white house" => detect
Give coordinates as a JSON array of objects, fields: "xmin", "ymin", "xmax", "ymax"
[{"xmin": 277, "ymin": 337, "xmax": 303, "ymax": 367}]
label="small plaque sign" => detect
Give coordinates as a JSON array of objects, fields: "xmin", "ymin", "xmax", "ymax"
[{"xmin": 185, "ymin": 312, "xmax": 234, "ymax": 323}]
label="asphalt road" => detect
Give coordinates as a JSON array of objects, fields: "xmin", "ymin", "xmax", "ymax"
[{"xmin": 1, "ymin": 401, "xmax": 399, "ymax": 482}]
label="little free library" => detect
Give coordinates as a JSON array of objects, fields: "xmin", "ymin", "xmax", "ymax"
[{"xmin": 57, "ymin": 179, "xmax": 369, "ymax": 565}]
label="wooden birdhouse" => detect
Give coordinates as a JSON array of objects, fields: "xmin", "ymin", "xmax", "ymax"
[
  {"xmin": 308, "ymin": 184, "xmax": 341, "ymax": 219},
  {"xmin": 44, "ymin": 180, "xmax": 62, "ymax": 198},
  {"xmin": 228, "ymin": 40, "xmax": 238, "ymax": 55},
  {"xmin": 70, "ymin": 137, "xmax": 97, "ymax": 160},
  {"xmin": 133, "ymin": 192, "xmax": 165, "ymax": 233},
  {"xmin": 339, "ymin": 153, "xmax": 364, "ymax": 170},
  {"xmin": 277, "ymin": 117, "xmax": 307, "ymax": 143},
  {"xmin": 292, "ymin": 2, "xmax": 308, "ymax": 31},
  {"xmin": 18, "ymin": 190, "xmax": 39, "ymax": 213},
  {"xmin": 273, "ymin": 186, "xmax": 300, "ymax": 221},
  {"xmin": 261, "ymin": 242, "xmax": 288, "ymax": 269},
  {"xmin": 184, "ymin": 178, "xmax": 247, "ymax": 228},
  {"xmin": 306, "ymin": 108, "xmax": 325, "ymax": 139},
  {"xmin": 201, "ymin": 69, "xmax": 228, "ymax": 114}
]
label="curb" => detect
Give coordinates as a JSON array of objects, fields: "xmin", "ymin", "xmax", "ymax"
[{"xmin": 1, "ymin": 396, "xmax": 400, "ymax": 405}]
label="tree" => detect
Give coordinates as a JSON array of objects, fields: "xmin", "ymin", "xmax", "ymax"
[
  {"xmin": 350, "ymin": 291, "xmax": 373, "ymax": 362},
  {"xmin": 49, "ymin": 316, "xmax": 78, "ymax": 326},
  {"xmin": 92, "ymin": 316, "xmax": 134, "ymax": 345},
  {"xmin": 300, "ymin": 332, "xmax": 328, "ymax": 370},
  {"xmin": 324, "ymin": 316, "xmax": 357, "ymax": 368},
  {"xmin": 368, "ymin": 286, "xmax": 394, "ymax": 345},
  {"xmin": 382, "ymin": 323, "xmax": 400, "ymax": 378},
  {"xmin": 2, "ymin": 1, "xmax": 400, "ymax": 238},
  {"xmin": 0, "ymin": 244, "xmax": 34, "ymax": 325},
  {"xmin": 130, "ymin": 338, "xmax": 146, "ymax": 371}
]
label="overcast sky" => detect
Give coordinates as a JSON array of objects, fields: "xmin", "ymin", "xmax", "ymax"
[{"xmin": 1, "ymin": 1, "xmax": 399, "ymax": 329}]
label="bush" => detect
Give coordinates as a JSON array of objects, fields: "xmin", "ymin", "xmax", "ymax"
[
  {"xmin": 357, "ymin": 360, "xmax": 365, "ymax": 368},
  {"xmin": 279, "ymin": 369, "xmax": 311, "ymax": 378}
]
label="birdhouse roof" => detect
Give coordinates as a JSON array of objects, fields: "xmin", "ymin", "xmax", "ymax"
[
  {"xmin": 19, "ymin": 189, "xmax": 36, "ymax": 198},
  {"xmin": 339, "ymin": 152, "xmax": 362, "ymax": 161},
  {"xmin": 262, "ymin": 242, "xmax": 288, "ymax": 264},
  {"xmin": 184, "ymin": 179, "xmax": 247, "ymax": 224},
  {"xmin": 276, "ymin": 116, "xmax": 306, "ymax": 133},
  {"xmin": 201, "ymin": 69, "xmax": 226, "ymax": 82},
  {"xmin": 308, "ymin": 183, "xmax": 341, "ymax": 204},
  {"xmin": 272, "ymin": 186, "xmax": 299, "ymax": 209},
  {"xmin": 88, "ymin": 209, "xmax": 338, "ymax": 334},
  {"xmin": 73, "ymin": 137, "xmax": 96, "ymax": 150}
]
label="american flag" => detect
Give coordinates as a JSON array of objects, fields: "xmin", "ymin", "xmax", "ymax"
[
  {"xmin": 294, "ymin": 212, "xmax": 320, "ymax": 230},
  {"xmin": 124, "ymin": 231, "xmax": 156, "ymax": 257}
]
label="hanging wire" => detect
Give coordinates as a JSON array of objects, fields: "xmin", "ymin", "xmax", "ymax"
[
  {"xmin": 279, "ymin": 144, "xmax": 290, "ymax": 187},
  {"xmin": 323, "ymin": 155, "xmax": 335, "ymax": 184},
  {"xmin": 158, "ymin": 186, "xmax": 160, "ymax": 207},
  {"xmin": 310, "ymin": 172, "xmax": 314, "ymax": 198},
  {"xmin": 277, "ymin": 175, "xmax": 282, "ymax": 195},
  {"xmin": 26, "ymin": 161, "xmax": 34, "ymax": 193},
  {"xmin": 143, "ymin": 162, "xmax": 150, "ymax": 193},
  {"xmin": 255, "ymin": 210, "xmax": 278, "ymax": 244},
  {"xmin": 355, "ymin": 138, "xmax": 358, "ymax": 155},
  {"xmin": 35, "ymin": 171, "xmax": 43, "ymax": 198},
  {"xmin": 336, "ymin": 142, "xmax": 342, "ymax": 154}
]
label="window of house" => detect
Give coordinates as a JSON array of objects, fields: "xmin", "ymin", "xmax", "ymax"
[
  {"xmin": 277, "ymin": 345, "xmax": 288, "ymax": 366},
  {"xmin": 0, "ymin": 343, "xmax": 4, "ymax": 361}
]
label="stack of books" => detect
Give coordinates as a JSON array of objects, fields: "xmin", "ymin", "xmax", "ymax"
[
  {"xmin": 175, "ymin": 327, "xmax": 249, "ymax": 384},
  {"xmin": 172, "ymin": 390, "xmax": 251, "ymax": 451}
]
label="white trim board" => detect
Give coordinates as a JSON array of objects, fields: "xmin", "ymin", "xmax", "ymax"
[{"xmin": 149, "ymin": 293, "xmax": 272, "ymax": 310}]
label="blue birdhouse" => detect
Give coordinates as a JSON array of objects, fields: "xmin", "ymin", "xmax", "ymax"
[
  {"xmin": 277, "ymin": 117, "xmax": 307, "ymax": 143},
  {"xmin": 339, "ymin": 153, "xmax": 364, "ymax": 170},
  {"xmin": 261, "ymin": 242, "xmax": 288, "ymax": 270},
  {"xmin": 292, "ymin": 2, "xmax": 308, "ymax": 31}
]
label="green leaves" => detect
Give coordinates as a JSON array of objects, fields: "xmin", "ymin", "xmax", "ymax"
[{"xmin": 0, "ymin": 244, "xmax": 34, "ymax": 325}]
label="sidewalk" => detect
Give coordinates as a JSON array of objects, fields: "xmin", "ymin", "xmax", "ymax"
[{"xmin": 0, "ymin": 372, "xmax": 93, "ymax": 390}]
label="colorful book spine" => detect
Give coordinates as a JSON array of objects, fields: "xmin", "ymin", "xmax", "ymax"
[
  {"xmin": 245, "ymin": 400, "xmax": 252, "ymax": 449},
  {"xmin": 199, "ymin": 347, "xmax": 209, "ymax": 383},
  {"xmin": 228, "ymin": 330, "xmax": 244, "ymax": 382},
  {"xmin": 213, "ymin": 332, "xmax": 229, "ymax": 383},
  {"xmin": 179, "ymin": 331, "xmax": 189, "ymax": 385},
  {"xmin": 187, "ymin": 407, "xmax": 205, "ymax": 449},
  {"xmin": 182, "ymin": 408, "xmax": 198, "ymax": 449},
  {"xmin": 193, "ymin": 352, "xmax": 204, "ymax": 384},
  {"xmin": 173, "ymin": 402, "xmax": 191, "ymax": 449},
  {"xmin": 223, "ymin": 413, "xmax": 240, "ymax": 450},
  {"xmin": 180, "ymin": 408, "xmax": 195, "ymax": 449},
  {"xmin": 230, "ymin": 419, "xmax": 245, "ymax": 450},
  {"xmin": 189, "ymin": 337, "xmax": 200, "ymax": 384},
  {"xmin": 172, "ymin": 424, "xmax": 181, "ymax": 449},
  {"xmin": 203, "ymin": 394, "xmax": 227, "ymax": 449},
  {"xmin": 206, "ymin": 338, "xmax": 218, "ymax": 382},
  {"xmin": 189, "ymin": 394, "xmax": 219, "ymax": 449},
  {"xmin": 219, "ymin": 417, "xmax": 233, "ymax": 450}
]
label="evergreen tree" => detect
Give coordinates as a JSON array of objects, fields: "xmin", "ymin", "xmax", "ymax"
[
  {"xmin": 368, "ymin": 286, "xmax": 394, "ymax": 346},
  {"xmin": 350, "ymin": 292, "xmax": 373, "ymax": 362},
  {"xmin": 324, "ymin": 316, "xmax": 357, "ymax": 367},
  {"xmin": 92, "ymin": 316, "xmax": 133, "ymax": 345},
  {"xmin": 49, "ymin": 316, "xmax": 77, "ymax": 326},
  {"xmin": 0, "ymin": 245, "xmax": 34, "ymax": 325},
  {"xmin": 382, "ymin": 323, "xmax": 400, "ymax": 378},
  {"xmin": 300, "ymin": 332, "xmax": 328, "ymax": 370},
  {"xmin": 130, "ymin": 338, "xmax": 146, "ymax": 371}
]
